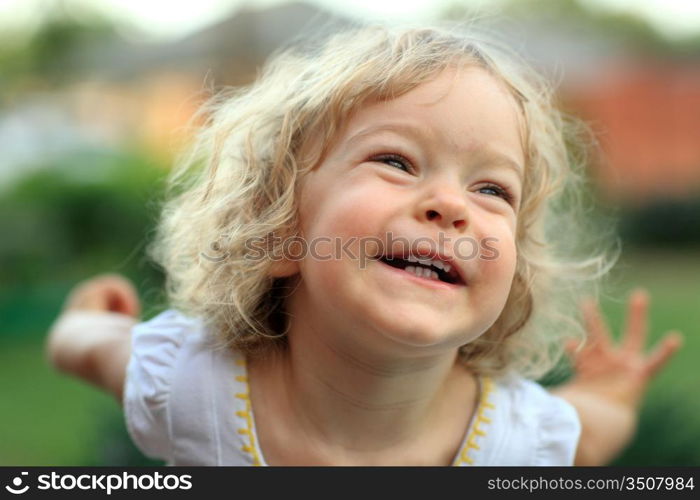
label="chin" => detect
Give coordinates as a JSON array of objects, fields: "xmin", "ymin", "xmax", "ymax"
[
  {"xmin": 369, "ymin": 307, "xmax": 467, "ymax": 350},
  {"xmin": 376, "ymin": 306, "xmax": 502, "ymax": 356},
  {"xmin": 384, "ymin": 330, "xmax": 454, "ymax": 350}
]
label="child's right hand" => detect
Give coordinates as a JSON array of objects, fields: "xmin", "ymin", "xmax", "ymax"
[{"xmin": 47, "ymin": 274, "xmax": 140, "ymax": 402}]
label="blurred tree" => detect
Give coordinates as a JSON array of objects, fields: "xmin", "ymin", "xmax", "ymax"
[
  {"xmin": 0, "ymin": 0, "xmax": 125, "ymax": 97},
  {"xmin": 0, "ymin": 149, "xmax": 168, "ymax": 339},
  {"xmin": 0, "ymin": 149, "xmax": 164, "ymax": 282}
]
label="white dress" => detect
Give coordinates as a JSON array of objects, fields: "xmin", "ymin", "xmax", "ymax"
[{"xmin": 68, "ymin": 309, "xmax": 582, "ymax": 465}]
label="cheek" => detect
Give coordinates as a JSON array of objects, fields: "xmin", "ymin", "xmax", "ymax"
[
  {"xmin": 297, "ymin": 185, "xmax": 387, "ymax": 288},
  {"xmin": 302, "ymin": 206, "xmax": 378, "ymax": 261},
  {"xmin": 301, "ymin": 257, "xmax": 344, "ymax": 294},
  {"xmin": 297, "ymin": 242, "xmax": 370, "ymax": 323},
  {"xmin": 300, "ymin": 177, "xmax": 390, "ymax": 242},
  {"xmin": 476, "ymin": 233, "xmax": 518, "ymax": 289},
  {"xmin": 465, "ymin": 211, "xmax": 517, "ymax": 275}
]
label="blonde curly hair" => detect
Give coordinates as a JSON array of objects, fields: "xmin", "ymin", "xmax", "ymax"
[{"xmin": 149, "ymin": 23, "xmax": 619, "ymax": 380}]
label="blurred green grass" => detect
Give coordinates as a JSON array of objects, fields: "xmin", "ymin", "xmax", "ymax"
[
  {"xmin": 0, "ymin": 249, "xmax": 698, "ymax": 465},
  {"xmin": 0, "ymin": 336, "xmax": 118, "ymax": 465}
]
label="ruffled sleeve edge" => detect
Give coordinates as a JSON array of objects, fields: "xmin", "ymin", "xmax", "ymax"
[
  {"xmin": 534, "ymin": 389, "xmax": 582, "ymax": 466},
  {"xmin": 122, "ymin": 309, "xmax": 200, "ymax": 461}
]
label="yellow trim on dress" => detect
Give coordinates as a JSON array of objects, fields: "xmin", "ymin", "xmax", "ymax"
[
  {"xmin": 453, "ymin": 376, "xmax": 495, "ymax": 466},
  {"xmin": 233, "ymin": 358, "xmax": 263, "ymax": 466}
]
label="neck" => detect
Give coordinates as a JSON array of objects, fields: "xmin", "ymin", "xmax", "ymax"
[{"xmin": 249, "ymin": 285, "xmax": 478, "ymax": 464}]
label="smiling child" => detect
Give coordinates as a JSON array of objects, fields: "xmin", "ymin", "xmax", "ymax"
[{"xmin": 47, "ymin": 24, "xmax": 682, "ymax": 466}]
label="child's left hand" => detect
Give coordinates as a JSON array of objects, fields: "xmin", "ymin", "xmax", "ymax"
[
  {"xmin": 566, "ymin": 288, "xmax": 682, "ymax": 410},
  {"xmin": 552, "ymin": 288, "xmax": 683, "ymax": 465}
]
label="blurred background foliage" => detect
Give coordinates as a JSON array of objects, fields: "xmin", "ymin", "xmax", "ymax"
[
  {"xmin": 0, "ymin": 0, "xmax": 698, "ymax": 465},
  {"xmin": 0, "ymin": 11, "xmax": 118, "ymax": 89}
]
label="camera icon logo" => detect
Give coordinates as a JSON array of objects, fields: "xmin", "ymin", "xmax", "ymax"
[{"xmin": 5, "ymin": 472, "xmax": 29, "ymax": 495}]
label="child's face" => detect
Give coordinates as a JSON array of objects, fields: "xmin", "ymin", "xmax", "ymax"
[{"xmin": 286, "ymin": 67, "xmax": 524, "ymax": 356}]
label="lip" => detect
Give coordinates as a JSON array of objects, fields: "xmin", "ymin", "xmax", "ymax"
[
  {"xmin": 375, "ymin": 244, "xmax": 467, "ymax": 286},
  {"xmin": 375, "ymin": 258, "xmax": 466, "ymax": 291}
]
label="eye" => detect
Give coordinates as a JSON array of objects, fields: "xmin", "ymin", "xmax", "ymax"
[
  {"xmin": 370, "ymin": 153, "xmax": 412, "ymax": 173},
  {"xmin": 478, "ymin": 183, "xmax": 515, "ymax": 204}
]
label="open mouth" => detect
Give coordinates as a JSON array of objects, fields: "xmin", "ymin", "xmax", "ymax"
[{"xmin": 377, "ymin": 255, "xmax": 465, "ymax": 285}]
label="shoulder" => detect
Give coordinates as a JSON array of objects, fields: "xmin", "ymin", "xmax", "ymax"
[
  {"xmin": 481, "ymin": 373, "xmax": 581, "ymax": 465},
  {"xmin": 131, "ymin": 309, "xmax": 206, "ymax": 353},
  {"xmin": 124, "ymin": 309, "xmax": 233, "ymax": 463},
  {"xmin": 126, "ymin": 309, "xmax": 212, "ymax": 400}
]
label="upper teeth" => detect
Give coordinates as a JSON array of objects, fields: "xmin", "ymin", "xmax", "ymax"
[{"xmin": 406, "ymin": 254, "xmax": 452, "ymax": 273}]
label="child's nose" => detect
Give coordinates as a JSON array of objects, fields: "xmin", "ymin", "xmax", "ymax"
[{"xmin": 418, "ymin": 188, "xmax": 468, "ymax": 231}]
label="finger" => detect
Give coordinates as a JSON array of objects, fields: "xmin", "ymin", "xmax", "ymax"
[
  {"xmin": 98, "ymin": 275, "xmax": 141, "ymax": 317},
  {"xmin": 64, "ymin": 280, "xmax": 109, "ymax": 311},
  {"xmin": 64, "ymin": 274, "xmax": 140, "ymax": 317},
  {"xmin": 562, "ymin": 338, "xmax": 582, "ymax": 358},
  {"xmin": 562, "ymin": 338, "xmax": 593, "ymax": 370},
  {"xmin": 621, "ymin": 288, "xmax": 649, "ymax": 353},
  {"xmin": 645, "ymin": 332, "xmax": 683, "ymax": 378},
  {"xmin": 563, "ymin": 338, "xmax": 578, "ymax": 353},
  {"xmin": 580, "ymin": 296, "xmax": 612, "ymax": 349}
]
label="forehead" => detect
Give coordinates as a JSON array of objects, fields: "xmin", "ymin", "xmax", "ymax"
[{"xmin": 338, "ymin": 67, "xmax": 526, "ymax": 166}]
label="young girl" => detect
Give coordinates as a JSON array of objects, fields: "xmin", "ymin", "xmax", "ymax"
[{"xmin": 47, "ymin": 25, "xmax": 682, "ymax": 466}]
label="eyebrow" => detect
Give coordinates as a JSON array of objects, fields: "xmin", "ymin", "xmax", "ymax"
[
  {"xmin": 474, "ymin": 148, "xmax": 524, "ymax": 181},
  {"xmin": 345, "ymin": 123, "xmax": 424, "ymax": 149},
  {"xmin": 345, "ymin": 122, "xmax": 524, "ymax": 181}
]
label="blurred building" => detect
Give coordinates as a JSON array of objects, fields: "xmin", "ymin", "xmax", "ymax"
[{"xmin": 568, "ymin": 61, "xmax": 700, "ymax": 204}]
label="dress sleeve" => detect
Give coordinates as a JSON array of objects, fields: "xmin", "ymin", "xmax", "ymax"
[
  {"xmin": 534, "ymin": 387, "xmax": 582, "ymax": 466},
  {"xmin": 123, "ymin": 309, "xmax": 195, "ymax": 461}
]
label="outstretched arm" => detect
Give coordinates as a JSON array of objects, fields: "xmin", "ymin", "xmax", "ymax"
[
  {"xmin": 550, "ymin": 289, "xmax": 683, "ymax": 466},
  {"xmin": 46, "ymin": 274, "xmax": 140, "ymax": 403}
]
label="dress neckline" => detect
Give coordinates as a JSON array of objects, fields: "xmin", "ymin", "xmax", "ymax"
[{"xmin": 231, "ymin": 352, "xmax": 495, "ymax": 466}]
